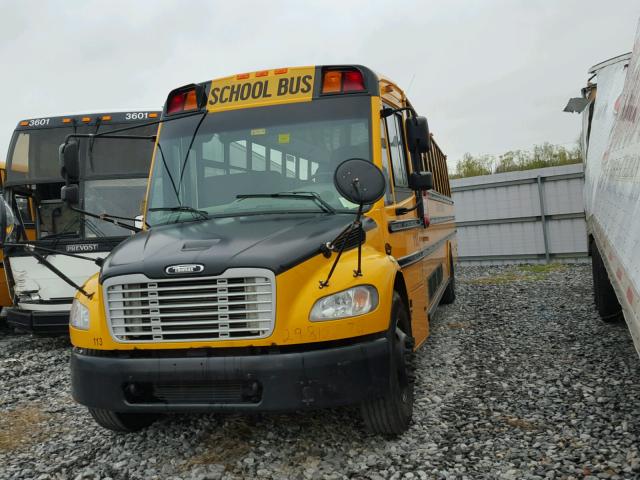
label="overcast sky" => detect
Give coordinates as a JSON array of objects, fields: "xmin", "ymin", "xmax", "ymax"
[{"xmin": 1, "ymin": 0, "xmax": 638, "ymax": 170}]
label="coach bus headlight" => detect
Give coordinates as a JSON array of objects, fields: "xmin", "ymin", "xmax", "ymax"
[
  {"xmin": 309, "ymin": 285, "xmax": 378, "ymax": 321},
  {"xmin": 70, "ymin": 299, "xmax": 90, "ymax": 330}
]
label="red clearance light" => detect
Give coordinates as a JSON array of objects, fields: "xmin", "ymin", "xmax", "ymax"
[
  {"xmin": 343, "ymin": 71, "xmax": 365, "ymax": 92},
  {"xmin": 256, "ymin": 70, "xmax": 269, "ymax": 77},
  {"xmin": 274, "ymin": 68, "xmax": 288, "ymax": 75}
]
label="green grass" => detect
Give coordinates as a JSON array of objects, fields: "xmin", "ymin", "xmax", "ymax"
[{"xmin": 468, "ymin": 263, "xmax": 567, "ymax": 285}]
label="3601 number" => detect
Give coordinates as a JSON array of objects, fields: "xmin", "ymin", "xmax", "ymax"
[
  {"xmin": 28, "ymin": 118, "xmax": 50, "ymax": 127},
  {"xmin": 125, "ymin": 112, "xmax": 149, "ymax": 120}
]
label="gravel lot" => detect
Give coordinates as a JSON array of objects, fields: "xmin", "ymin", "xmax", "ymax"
[{"xmin": 1, "ymin": 264, "xmax": 639, "ymax": 480}]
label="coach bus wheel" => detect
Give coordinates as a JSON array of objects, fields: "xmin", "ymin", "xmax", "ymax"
[
  {"xmin": 361, "ymin": 292, "xmax": 414, "ymax": 436},
  {"xmin": 591, "ymin": 240, "xmax": 622, "ymax": 322},
  {"xmin": 88, "ymin": 407, "xmax": 159, "ymax": 433}
]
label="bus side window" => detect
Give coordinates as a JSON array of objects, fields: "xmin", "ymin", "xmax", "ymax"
[
  {"xmin": 379, "ymin": 119, "xmax": 394, "ymax": 205},
  {"xmin": 384, "ymin": 111, "xmax": 412, "ymax": 201}
]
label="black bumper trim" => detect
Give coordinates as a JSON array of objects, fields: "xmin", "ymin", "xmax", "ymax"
[
  {"xmin": 6, "ymin": 308, "xmax": 69, "ymax": 334},
  {"xmin": 71, "ymin": 336, "xmax": 392, "ymax": 413}
]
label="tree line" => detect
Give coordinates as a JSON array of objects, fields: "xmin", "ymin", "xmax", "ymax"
[{"xmin": 449, "ymin": 142, "xmax": 582, "ymax": 179}]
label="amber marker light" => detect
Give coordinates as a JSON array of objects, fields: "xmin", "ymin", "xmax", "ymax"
[
  {"xmin": 255, "ymin": 70, "xmax": 269, "ymax": 77},
  {"xmin": 184, "ymin": 90, "xmax": 198, "ymax": 110},
  {"xmin": 236, "ymin": 73, "xmax": 250, "ymax": 80},
  {"xmin": 322, "ymin": 71, "xmax": 342, "ymax": 93},
  {"xmin": 19, "ymin": 121, "xmax": 29, "ymax": 126},
  {"xmin": 62, "ymin": 118, "xmax": 72, "ymax": 124},
  {"xmin": 82, "ymin": 117, "xmax": 91, "ymax": 123},
  {"xmin": 101, "ymin": 115, "xmax": 112, "ymax": 121},
  {"xmin": 274, "ymin": 68, "xmax": 288, "ymax": 75},
  {"xmin": 149, "ymin": 113, "xmax": 158, "ymax": 118}
]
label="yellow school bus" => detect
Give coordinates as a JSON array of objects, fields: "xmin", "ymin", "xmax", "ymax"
[{"xmin": 66, "ymin": 65, "xmax": 456, "ymax": 434}]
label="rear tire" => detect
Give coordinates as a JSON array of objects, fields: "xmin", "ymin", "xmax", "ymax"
[
  {"xmin": 361, "ymin": 292, "xmax": 414, "ymax": 436},
  {"xmin": 440, "ymin": 258, "xmax": 456, "ymax": 305},
  {"xmin": 88, "ymin": 407, "xmax": 159, "ymax": 433},
  {"xmin": 591, "ymin": 239, "xmax": 622, "ymax": 322}
]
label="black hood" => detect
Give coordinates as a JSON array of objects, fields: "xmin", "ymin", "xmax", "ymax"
[{"xmin": 100, "ymin": 213, "xmax": 375, "ymax": 281}]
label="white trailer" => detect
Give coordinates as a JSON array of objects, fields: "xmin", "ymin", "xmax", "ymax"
[{"xmin": 568, "ymin": 23, "xmax": 640, "ymax": 356}]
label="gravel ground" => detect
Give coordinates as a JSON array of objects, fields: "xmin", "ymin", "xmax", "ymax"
[{"xmin": 1, "ymin": 264, "xmax": 639, "ymax": 480}]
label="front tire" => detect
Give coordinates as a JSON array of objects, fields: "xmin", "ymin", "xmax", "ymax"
[
  {"xmin": 361, "ymin": 292, "xmax": 414, "ymax": 436},
  {"xmin": 88, "ymin": 407, "xmax": 159, "ymax": 433}
]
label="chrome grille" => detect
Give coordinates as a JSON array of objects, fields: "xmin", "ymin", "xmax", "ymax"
[{"xmin": 103, "ymin": 269, "xmax": 275, "ymax": 343}]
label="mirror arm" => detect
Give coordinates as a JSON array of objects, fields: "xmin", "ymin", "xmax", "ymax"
[
  {"xmin": 68, "ymin": 206, "xmax": 142, "ymax": 232},
  {"xmin": 395, "ymin": 202, "xmax": 419, "ymax": 216},
  {"xmin": 380, "ymin": 106, "xmax": 416, "ymax": 119}
]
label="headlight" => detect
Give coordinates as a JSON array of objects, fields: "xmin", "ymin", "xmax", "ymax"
[
  {"xmin": 310, "ymin": 285, "xmax": 378, "ymax": 321},
  {"xmin": 69, "ymin": 299, "xmax": 90, "ymax": 330}
]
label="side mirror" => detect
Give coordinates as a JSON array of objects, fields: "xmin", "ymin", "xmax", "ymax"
[
  {"xmin": 334, "ymin": 158, "xmax": 386, "ymax": 206},
  {"xmin": 408, "ymin": 171, "xmax": 434, "ymax": 191},
  {"xmin": 405, "ymin": 116, "xmax": 430, "ymax": 154},
  {"xmin": 60, "ymin": 184, "xmax": 80, "ymax": 205},
  {"xmin": 59, "ymin": 141, "xmax": 80, "ymax": 183}
]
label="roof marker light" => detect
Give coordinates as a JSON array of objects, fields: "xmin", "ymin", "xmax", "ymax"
[
  {"xmin": 101, "ymin": 115, "xmax": 112, "ymax": 121},
  {"xmin": 274, "ymin": 68, "xmax": 288, "ymax": 75},
  {"xmin": 236, "ymin": 73, "xmax": 250, "ymax": 80},
  {"xmin": 19, "ymin": 121, "xmax": 28, "ymax": 126},
  {"xmin": 149, "ymin": 112, "xmax": 158, "ymax": 118},
  {"xmin": 82, "ymin": 117, "xmax": 91, "ymax": 123},
  {"xmin": 256, "ymin": 70, "xmax": 269, "ymax": 77},
  {"xmin": 62, "ymin": 118, "xmax": 72, "ymax": 123}
]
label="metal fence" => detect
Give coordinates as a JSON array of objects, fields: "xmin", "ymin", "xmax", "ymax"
[{"xmin": 450, "ymin": 163, "xmax": 588, "ymax": 264}]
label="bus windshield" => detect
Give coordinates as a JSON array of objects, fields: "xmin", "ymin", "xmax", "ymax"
[
  {"xmin": 5, "ymin": 122, "xmax": 156, "ymax": 239},
  {"xmin": 147, "ymin": 96, "xmax": 372, "ymax": 226}
]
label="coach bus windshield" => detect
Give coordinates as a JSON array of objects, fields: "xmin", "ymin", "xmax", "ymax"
[
  {"xmin": 5, "ymin": 123, "xmax": 155, "ymax": 239},
  {"xmin": 146, "ymin": 96, "xmax": 372, "ymax": 226}
]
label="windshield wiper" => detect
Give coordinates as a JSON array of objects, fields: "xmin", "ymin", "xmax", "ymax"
[
  {"xmin": 236, "ymin": 192, "xmax": 336, "ymax": 214},
  {"xmin": 148, "ymin": 205, "xmax": 209, "ymax": 221}
]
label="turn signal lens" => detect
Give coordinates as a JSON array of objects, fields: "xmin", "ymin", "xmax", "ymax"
[{"xmin": 322, "ymin": 71, "xmax": 342, "ymax": 93}]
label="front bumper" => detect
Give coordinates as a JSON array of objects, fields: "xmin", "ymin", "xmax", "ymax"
[
  {"xmin": 71, "ymin": 335, "xmax": 391, "ymax": 413},
  {"xmin": 7, "ymin": 308, "xmax": 69, "ymax": 335}
]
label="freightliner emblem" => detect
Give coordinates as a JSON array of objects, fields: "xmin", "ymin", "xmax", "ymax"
[{"xmin": 165, "ymin": 264, "xmax": 205, "ymax": 275}]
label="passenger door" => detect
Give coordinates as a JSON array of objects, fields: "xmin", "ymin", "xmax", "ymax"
[{"xmin": 380, "ymin": 107, "xmax": 428, "ymax": 339}]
